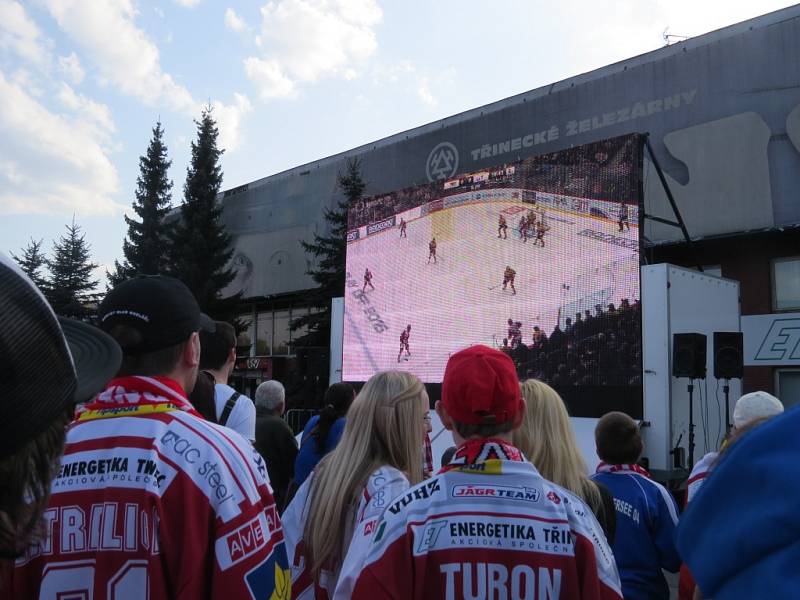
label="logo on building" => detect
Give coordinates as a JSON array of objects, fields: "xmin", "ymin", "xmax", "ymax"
[
  {"xmin": 426, "ymin": 142, "xmax": 459, "ymax": 181},
  {"xmin": 754, "ymin": 318, "xmax": 800, "ymax": 361}
]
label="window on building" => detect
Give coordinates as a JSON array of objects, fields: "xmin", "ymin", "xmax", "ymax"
[
  {"xmin": 773, "ymin": 257, "xmax": 800, "ymax": 311},
  {"xmin": 776, "ymin": 369, "xmax": 800, "ymax": 409},
  {"xmin": 237, "ymin": 315, "xmax": 255, "ymax": 357},
  {"xmin": 256, "ymin": 312, "xmax": 273, "ymax": 356},
  {"xmin": 274, "ymin": 310, "xmax": 291, "ymax": 355},
  {"xmin": 290, "ymin": 307, "xmax": 310, "ymax": 353}
]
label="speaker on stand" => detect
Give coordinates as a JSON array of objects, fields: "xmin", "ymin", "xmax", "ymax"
[
  {"xmin": 673, "ymin": 333, "xmax": 707, "ymax": 467},
  {"xmin": 713, "ymin": 332, "xmax": 744, "ymax": 432}
]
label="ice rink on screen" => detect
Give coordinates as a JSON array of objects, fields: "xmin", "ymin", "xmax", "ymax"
[{"xmin": 343, "ymin": 200, "xmax": 639, "ymax": 382}]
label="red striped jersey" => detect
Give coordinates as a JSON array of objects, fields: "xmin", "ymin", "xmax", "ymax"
[{"xmin": 11, "ymin": 376, "xmax": 289, "ymax": 600}]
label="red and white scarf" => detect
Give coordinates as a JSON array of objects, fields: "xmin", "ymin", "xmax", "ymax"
[
  {"xmin": 438, "ymin": 438, "xmax": 525, "ymax": 474},
  {"xmin": 595, "ymin": 462, "xmax": 652, "ymax": 478},
  {"xmin": 78, "ymin": 375, "xmax": 202, "ymax": 419}
]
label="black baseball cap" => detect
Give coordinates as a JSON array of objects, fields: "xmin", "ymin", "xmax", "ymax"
[
  {"xmin": 0, "ymin": 252, "xmax": 122, "ymax": 459},
  {"xmin": 99, "ymin": 275, "xmax": 215, "ymax": 354}
]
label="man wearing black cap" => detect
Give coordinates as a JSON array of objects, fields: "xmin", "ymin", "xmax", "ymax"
[
  {"xmin": 0, "ymin": 253, "xmax": 121, "ymax": 565},
  {"xmin": 350, "ymin": 345, "xmax": 622, "ymax": 599},
  {"xmin": 10, "ymin": 275, "xmax": 290, "ymax": 599}
]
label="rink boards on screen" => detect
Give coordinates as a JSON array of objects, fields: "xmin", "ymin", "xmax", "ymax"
[{"xmin": 342, "ymin": 187, "xmax": 640, "ymax": 383}]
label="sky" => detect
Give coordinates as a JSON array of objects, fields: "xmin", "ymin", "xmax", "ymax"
[{"xmin": 1, "ymin": 0, "xmax": 797, "ymax": 284}]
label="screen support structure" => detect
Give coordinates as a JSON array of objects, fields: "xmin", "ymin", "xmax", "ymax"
[{"xmin": 642, "ymin": 134, "xmax": 704, "ymax": 272}]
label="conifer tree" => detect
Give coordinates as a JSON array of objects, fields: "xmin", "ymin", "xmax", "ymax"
[
  {"xmin": 109, "ymin": 121, "xmax": 174, "ymax": 285},
  {"xmin": 168, "ymin": 106, "xmax": 237, "ymax": 314},
  {"xmin": 47, "ymin": 219, "xmax": 99, "ymax": 316},
  {"xmin": 11, "ymin": 237, "xmax": 49, "ymax": 292},
  {"xmin": 291, "ymin": 158, "xmax": 365, "ymax": 348}
]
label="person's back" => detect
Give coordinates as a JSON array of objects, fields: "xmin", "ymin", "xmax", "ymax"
[
  {"xmin": 351, "ymin": 345, "xmax": 622, "ymax": 600},
  {"xmin": 293, "ymin": 382, "xmax": 354, "ymax": 486},
  {"xmin": 200, "ymin": 321, "xmax": 256, "ymax": 441},
  {"xmin": 591, "ymin": 412, "xmax": 680, "ymax": 600},
  {"xmin": 13, "ymin": 380, "xmax": 286, "ymax": 598},
  {"xmin": 253, "ymin": 380, "xmax": 297, "ymax": 509},
  {"xmin": 11, "ymin": 276, "xmax": 289, "ymax": 599}
]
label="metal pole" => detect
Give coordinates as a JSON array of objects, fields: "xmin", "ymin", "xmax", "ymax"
[{"xmin": 644, "ymin": 136, "xmax": 704, "ymax": 272}]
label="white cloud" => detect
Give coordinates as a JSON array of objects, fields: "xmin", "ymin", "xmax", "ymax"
[
  {"xmin": 154, "ymin": 6, "xmax": 165, "ymax": 18},
  {"xmin": 225, "ymin": 7, "xmax": 247, "ymax": 33},
  {"xmin": 58, "ymin": 51, "xmax": 84, "ymax": 84},
  {"xmin": 173, "ymin": 0, "xmax": 201, "ymax": 7},
  {"xmin": 416, "ymin": 77, "xmax": 436, "ymax": 107},
  {"xmin": 0, "ymin": 69, "xmax": 122, "ymax": 216},
  {"xmin": 244, "ymin": 56, "xmax": 295, "ymax": 99},
  {"xmin": 41, "ymin": 0, "xmax": 195, "ymax": 113},
  {"xmin": 57, "ymin": 82, "xmax": 116, "ymax": 140},
  {"xmin": 213, "ymin": 92, "xmax": 253, "ymax": 152},
  {"xmin": 0, "ymin": 0, "xmax": 52, "ymax": 68},
  {"xmin": 245, "ymin": 0, "xmax": 382, "ymax": 100}
]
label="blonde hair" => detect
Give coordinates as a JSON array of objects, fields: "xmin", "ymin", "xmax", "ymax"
[
  {"xmin": 303, "ymin": 371, "xmax": 427, "ymax": 580},
  {"xmin": 514, "ymin": 379, "xmax": 602, "ymax": 513}
]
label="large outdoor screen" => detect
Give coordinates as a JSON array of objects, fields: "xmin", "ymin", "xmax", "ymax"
[{"xmin": 343, "ymin": 134, "xmax": 644, "ymax": 417}]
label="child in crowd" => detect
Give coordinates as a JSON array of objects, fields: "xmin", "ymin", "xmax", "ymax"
[
  {"xmin": 514, "ymin": 379, "xmax": 616, "ymax": 543},
  {"xmin": 282, "ymin": 371, "xmax": 428, "ymax": 599},
  {"xmin": 591, "ymin": 412, "xmax": 681, "ymax": 600}
]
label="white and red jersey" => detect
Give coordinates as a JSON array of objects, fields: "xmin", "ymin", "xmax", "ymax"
[
  {"xmin": 11, "ymin": 376, "xmax": 290, "ymax": 600},
  {"xmin": 350, "ymin": 439, "xmax": 622, "ymax": 600},
  {"xmin": 282, "ymin": 465, "xmax": 409, "ymax": 599},
  {"xmin": 686, "ymin": 452, "xmax": 718, "ymax": 504}
]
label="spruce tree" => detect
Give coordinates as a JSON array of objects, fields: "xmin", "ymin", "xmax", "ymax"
[
  {"xmin": 11, "ymin": 237, "xmax": 49, "ymax": 292},
  {"xmin": 168, "ymin": 106, "xmax": 237, "ymax": 315},
  {"xmin": 47, "ymin": 219, "xmax": 99, "ymax": 316},
  {"xmin": 109, "ymin": 121, "xmax": 174, "ymax": 285},
  {"xmin": 291, "ymin": 158, "xmax": 365, "ymax": 348}
]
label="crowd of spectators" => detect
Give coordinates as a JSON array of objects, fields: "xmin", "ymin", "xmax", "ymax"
[
  {"xmin": 3, "ymin": 254, "xmax": 796, "ymax": 599},
  {"xmin": 346, "ymin": 135, "xmax": 639, "ymax": 230},
  {"xmin": 503, "ymin": 297, "xmax": 642, "ymax": 387}
]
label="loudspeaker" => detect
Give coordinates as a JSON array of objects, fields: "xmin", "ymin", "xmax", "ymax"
[
  {"xmin": 714, "ymin": 332, "xmax": 743, "ymax": 379},
  {"xmin": 672, "ymin": 333, "xmax": 707, "ymax": 379}
]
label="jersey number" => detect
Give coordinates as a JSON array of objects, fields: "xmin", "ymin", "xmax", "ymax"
[{"xmin": 39, "ymin": 559, "xmax": 148, "ymax": 599}]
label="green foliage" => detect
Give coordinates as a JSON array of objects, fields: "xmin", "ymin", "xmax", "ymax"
[
  {"xmin": 11, "ymin": 237, "xmax": 48, "ymax": 293},
  {"xmin": 46, "ymin": 219, "xmax": 98, "ymax": 316},
  {"xmin": 291, "ymin": 158, "xmax": 365, "ymax": 348},
  {"xmin": 109, "ymin": 121, "xmax": 174, "ymax": 286},
  {"xmin": 168, "ymin": 106, "xmax": 238, "ymax": 317}
]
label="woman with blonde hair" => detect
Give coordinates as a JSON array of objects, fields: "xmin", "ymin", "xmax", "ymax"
[
  {"xmin": 513, "ymin": 378, "xmax": 616, "ymax": 542},
  {"xmin": 282, "ymin": 370, "xmax": 428, "ymax": 599}
]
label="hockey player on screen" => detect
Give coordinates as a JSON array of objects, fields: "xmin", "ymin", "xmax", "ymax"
[
  {"xmin": 363, "ymin": 268, "xmax": 375, "ymax": 292},
  {"xmin": 519, "ymin": 215, "xmax": 529, "ymax": 243},
  {"xmin": 399, "ymin": 217, "xmax": 407, "ymax": 238},
  {"xmin": 428, "ymin": 237, "xmax": 437, "ymax": 264},
  {"xmin": 618, "ymin": 203, "xmax": 630, "ymax": 232},
  {"xmin": 507, "ymin": 319, "xmax": 522, "ymax": 349},
  {"xmin": 534, "ymin": 216, "xmax": 550, "ymax": 247},
  {"xmin": 502, "ymin": 265, "xmax": 517, "ymax": 295},
  {"xmin": 497, "ymin": 214, "xmax": 508, "ymax": 239},
  {"xmin": 398, "ymin": 324, "xmax": 411, "ymax": 362}
]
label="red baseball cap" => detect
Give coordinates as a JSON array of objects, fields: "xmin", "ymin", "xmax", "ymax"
[{"xmin": 442, "ymin": 345, "xmax": 523, "ymax": 425}]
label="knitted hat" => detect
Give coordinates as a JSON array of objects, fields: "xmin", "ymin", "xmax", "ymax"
[
  {"xmin": 733, "ymin": 391, "xmax": 784, "ymax": 429},
  {"xmin": 442, "ymin": 345, "xmax": 522, "ymax": 425}
]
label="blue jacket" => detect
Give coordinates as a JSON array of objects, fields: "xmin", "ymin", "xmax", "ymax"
[
  {"xmin": 293, "ymin": 415, "xmax": 346, "ymax": 486},
  {"xmin": 592, "ymin": 466, "xmax": 681, "ymax": 600},
  {"xmin": 677, "ymin": 407, "xmax": 800, "ymax": 599}
]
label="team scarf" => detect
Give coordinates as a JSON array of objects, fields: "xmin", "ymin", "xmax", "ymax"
[
  {"xmin": 77, "ymin": 375, "xmax": 203, "ymax": 421},
  {"xmin": 595, "ymin": 462, "xmax": 652, "ymax": 478},
  {"xmin": 438, "ymin": 437, "xmax": 525, "ymax": 474}
]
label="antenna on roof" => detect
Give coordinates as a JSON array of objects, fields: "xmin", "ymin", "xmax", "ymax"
[{"xmin": 663, "ymin": 27, "xmax": 690, "ymax": 45}]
